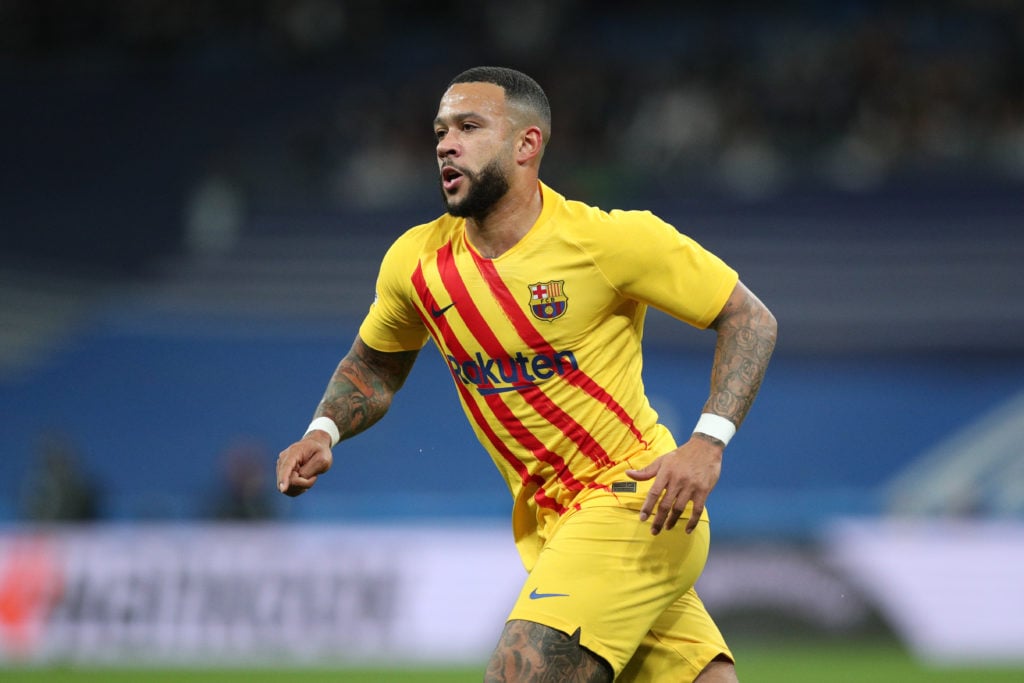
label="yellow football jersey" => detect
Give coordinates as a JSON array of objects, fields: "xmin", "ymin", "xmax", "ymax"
[{"xmin": 359, "ymin": 182, "xmax": 738, "ymax": 567}]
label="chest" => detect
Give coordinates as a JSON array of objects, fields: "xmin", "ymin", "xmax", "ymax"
[{"xmin": 421, "ymin": 243, "xmax": 619, "ymax": 354}]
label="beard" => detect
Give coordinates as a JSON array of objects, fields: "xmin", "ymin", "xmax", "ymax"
[{"xmin": 441, "ymin": 158, "xmax": 510, "ymax": 220}]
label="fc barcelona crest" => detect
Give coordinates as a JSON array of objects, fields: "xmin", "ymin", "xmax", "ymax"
[{"xmin": 528, "ymin": 280, "xmax": 568, "ymax": 321}]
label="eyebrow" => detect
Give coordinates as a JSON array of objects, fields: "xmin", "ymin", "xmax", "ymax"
[{"xmin": 434, "ymin": 111, "xmax": 485, "ymax": 127}]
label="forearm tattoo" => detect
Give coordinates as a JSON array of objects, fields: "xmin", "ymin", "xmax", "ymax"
[
  {"xmin": 314, "ymin": 340, "xmax": 419, "ymax": 443},
  {"xmin": 486, "ymin": 621, "xmax": 611, "ymax": 682},
  {"xmin": 705, "ymin": 288, "xmax": 777, "ymax": 427}
]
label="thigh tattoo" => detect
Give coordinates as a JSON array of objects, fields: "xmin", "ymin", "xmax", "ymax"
[{"xmin": 485, "ymin": 620, "xmax": 612, "ymax": 682}]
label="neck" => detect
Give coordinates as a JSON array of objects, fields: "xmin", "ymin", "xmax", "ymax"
[{"xmin": 465, "ymin": 181, "xmax": 543, "ymax": 259}]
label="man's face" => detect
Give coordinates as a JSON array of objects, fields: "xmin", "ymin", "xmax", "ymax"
[{"xmin": 434, "ymin": 82, "xmax": 514, "ymax": 219}]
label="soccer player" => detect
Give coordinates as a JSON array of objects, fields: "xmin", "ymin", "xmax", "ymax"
[{"xmin": 276, "ymin": 66, "xmax": 777, "ymax": 682}]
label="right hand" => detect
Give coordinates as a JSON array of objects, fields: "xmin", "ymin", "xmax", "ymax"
[
  {"xmin": 625, "ymin": 435, "xmax": 723, "ymax": 535},
  {"xmin": 276, "ymin": 431, "xmax": 333, "ymax": 496}
]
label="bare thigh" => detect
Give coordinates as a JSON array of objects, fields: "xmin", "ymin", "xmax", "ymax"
[{"xmin": 485, "ymin": 619, "xmax": 613, "ymax": 683}]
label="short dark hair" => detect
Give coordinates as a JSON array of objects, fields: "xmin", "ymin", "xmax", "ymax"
[{"xmin": 449, "ymin": 66, "xmax": 551, "ymax": 136}]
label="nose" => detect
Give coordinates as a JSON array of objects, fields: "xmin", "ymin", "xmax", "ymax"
[{"xmin": 437, "ymin": 131, "xmax": 459, "ymax": 160}]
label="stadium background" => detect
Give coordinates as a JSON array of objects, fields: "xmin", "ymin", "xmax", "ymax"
[{"xmin": 1, "ymin": 0, "xmax": 1023, "ymax": 680}]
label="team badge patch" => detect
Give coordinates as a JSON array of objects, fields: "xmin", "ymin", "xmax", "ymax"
[{"xmin": 528, "ymin": 280, "xmax": 568, "ymax": 321}]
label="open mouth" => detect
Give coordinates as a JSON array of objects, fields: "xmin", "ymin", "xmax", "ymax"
[{"xmin": 441, "ymin": 166, "xmax": 464, "ymax": 192}]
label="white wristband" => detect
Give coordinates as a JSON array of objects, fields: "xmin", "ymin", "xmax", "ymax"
[
  {"xmin": 305, "ymin": 416, "xmax": 340, "ymax": 447},
  {"xmin": 693, "ymin": 413, "xmax": 736, "ymax": 446}
]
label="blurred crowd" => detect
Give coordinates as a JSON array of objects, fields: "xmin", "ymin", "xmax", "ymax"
[
  {"xmin": 4, "ymin": 0, "xmax": 1024, "ymax": 209},
  {"xmin": 18, "ymin": 430, "xmax": 279, "ymax": 522},
  {"xmin": 4, "ymin": 2, "xmax": 1021, "ymax": 526}
]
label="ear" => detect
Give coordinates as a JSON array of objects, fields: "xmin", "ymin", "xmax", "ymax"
[{"xmin": 515, "ymin": 126, "xmax": 544, "ymax": 165}]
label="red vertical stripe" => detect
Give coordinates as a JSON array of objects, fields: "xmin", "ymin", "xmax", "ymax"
[
  {"xmin": 471, "ymin": 249, "xmax": 649, "ymax": 450},
  {"xmin": 435, "ymin": 244, "xmax": 615, "ymax": 470},
  {"xmin": 428, "ymin": 246, "xmax": 592, "ymax": 486},
  {"xmin": 412, "ymin": 260, "xmax": 568, "ymax": 515}
]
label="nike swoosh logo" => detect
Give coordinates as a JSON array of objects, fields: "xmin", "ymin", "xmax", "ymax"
[
  {"xmin": 430, "ymin": 302, "xmax": 456, "ymax": 319},
  {"xmin": 529, "ymin": 588, "xmax": 570, "ymax": 600}
]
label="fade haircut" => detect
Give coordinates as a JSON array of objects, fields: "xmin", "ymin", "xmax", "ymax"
[{"xmin": 448, "ymin": 66, "xmax": 551, "ymax": 145}]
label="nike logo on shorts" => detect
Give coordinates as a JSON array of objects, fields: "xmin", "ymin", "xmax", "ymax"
[{"xmin": 529, "ymin": 588, "xmax": 570, "ymax": 600}]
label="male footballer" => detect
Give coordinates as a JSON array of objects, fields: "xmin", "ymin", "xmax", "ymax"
[{"xmin": 277, "ymin": 66, "xmax": 777, "ymax": 682}]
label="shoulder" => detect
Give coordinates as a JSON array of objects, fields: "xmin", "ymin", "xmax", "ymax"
[
  {"xmin": 392, "ymin": 213, "xmax": 458, "ymax": 250},
  {"xmin": 381, "ymin": 214, "xmax": 461, "ymax": 266},
  {"xmin": 554, "ymin": 194, "xmax": 674, "ymax": 248}
]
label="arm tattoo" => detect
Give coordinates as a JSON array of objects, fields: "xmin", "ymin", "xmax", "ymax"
[
  {"xmin": 705, "ymin": 285, "xmax": 777, "ymax": 427},
  {"xmin": 314, "ymin": 338, "xmax": 419, "ymax": 443},
  {"xmin": 486, "ymin": 620, "xmax": 611, "ymax": 682}
]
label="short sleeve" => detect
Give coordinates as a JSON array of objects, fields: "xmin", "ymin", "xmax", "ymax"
[
  {"xmin": 358, "ymin": 238, "xmax": 430, "ymax": 352},
  {"xmin": 596, "ymin": 211, "xmax": 738, "ymax": 329}
]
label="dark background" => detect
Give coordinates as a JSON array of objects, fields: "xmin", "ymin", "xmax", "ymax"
[{"xmin": 1, "ymin": 0, "xmax": 1022, "ymax": 534}]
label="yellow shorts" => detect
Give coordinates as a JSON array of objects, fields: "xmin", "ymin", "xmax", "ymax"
[{"xmin": 506, "ymin": 504, "xmax": 732, "ymax": 681}]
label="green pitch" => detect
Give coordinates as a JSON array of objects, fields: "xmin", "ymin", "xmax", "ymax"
[
  {"xmin": 738, "ymin": 640, "xmax": 1024, "ymax": 683},
  {"xmin": 3, "ymin": 641, "xmax": 1022, "ymax": 682}
]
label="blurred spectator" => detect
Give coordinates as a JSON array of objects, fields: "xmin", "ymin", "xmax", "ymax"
[
  {"xmin": 207, "ymin": 438, "xmax": 278, "ymax": 520},
  {"xmin": 19, "ymin": 432, "xmax": 100, "ymax": 522},
  {"xmin": 183, "ymin": 150, "xmax": 247, "ymax": 257}
]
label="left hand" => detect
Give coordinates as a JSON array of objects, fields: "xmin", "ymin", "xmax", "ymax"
[{"xmin": 625, "ymin": 436, "xmax": 724, "ymax": 535}]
